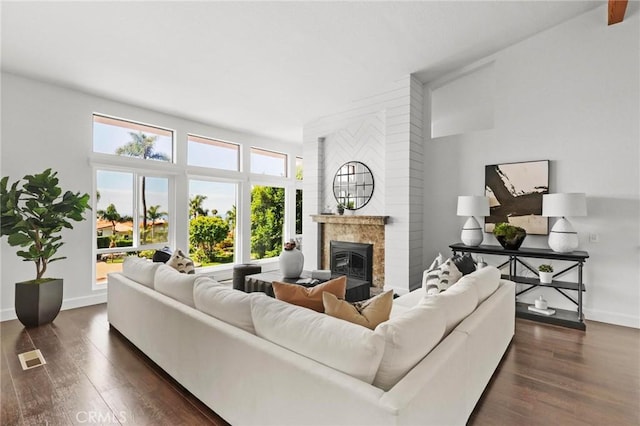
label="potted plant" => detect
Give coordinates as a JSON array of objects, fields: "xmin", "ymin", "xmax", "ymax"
[
  {"xmin": 538, "ymin": 264, "xmax": 554, "ymax": 284},
  {"xmin": 1, "ymin": 169, "xmax": 91, "ymax": 327},
  {"xmin": 336, "ymin": 203, "xmax": 345, "ymax": 215},
  {"xmin": 493, "ymin": 222, "xmax": 527, "ymax": 250}
]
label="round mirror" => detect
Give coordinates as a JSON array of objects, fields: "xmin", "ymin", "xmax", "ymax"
[{"xmin": 333, "ymin": 161, "xmax": 374, "ymax": 210}]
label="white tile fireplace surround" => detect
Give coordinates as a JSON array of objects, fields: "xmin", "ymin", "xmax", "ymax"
[{"xmin": 311, "ymin": 215, "xmax": 388, "ymax": 288}]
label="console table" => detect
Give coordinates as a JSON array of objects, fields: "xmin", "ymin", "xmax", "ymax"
[{"xmin": 449, "ymin": 243, "xmax": 589, "ymax": 330}]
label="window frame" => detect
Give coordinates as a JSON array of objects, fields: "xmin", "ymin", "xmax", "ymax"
[
  {"xmin": 92, "ymin": 164, "xmax": 176, "ymax": 288},
  {"xmin": 250, "ymin": 147, "xmax": 288, "ymax": 177},
  {"xmin": 92, "ymin": 113, "xmax": 176, "ymax": 164},
  {"xmin": 91, "ymin": 114, "xmax": 302, "ymax": 284},
  {"xmin": 187, "ymin": 133, "xmax": 240, "ymax": 172}
]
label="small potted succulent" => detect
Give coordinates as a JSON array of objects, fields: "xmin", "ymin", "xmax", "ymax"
[
  {"xmin": 538, "ymin": 264, "xmax": 554, "ymax": 284},
  {"xmin": 336, "ymin": 203, "xmax": 345, "ymax": 215}
]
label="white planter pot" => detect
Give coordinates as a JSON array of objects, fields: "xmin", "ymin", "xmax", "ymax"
[
  {"xmin": 539, "ymin": 271, "xmax": 554, "ymax": 284},
  {"xmin": 279, "ymin": 249, "xmax": 304, "ymax": 278}
]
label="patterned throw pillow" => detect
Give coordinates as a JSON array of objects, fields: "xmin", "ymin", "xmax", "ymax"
[
  {"xmin": 427, "ymin": 252, "xmax": 446, "ymax": 271},
  {"xmin": 451, "ymin": 253, "xmax": 477, "ymax": 275},
  {"xmin": 166, "ymin": 249, "xmax": 195, "ymax": 274},
  {"xmin": 323, "ymin": 291, "xmax": 394, "ymax": 330},
  {"xmin": 422, "ymin": 259, "xmax": 462, "ymax": 295}
]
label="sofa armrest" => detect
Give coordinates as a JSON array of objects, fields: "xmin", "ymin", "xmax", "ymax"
[{"xmin": 379, "ymin": 330, "xmax": 469, "ymax": 426}]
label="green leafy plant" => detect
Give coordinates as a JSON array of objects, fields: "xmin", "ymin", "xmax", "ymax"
[
  {"xmin": 1, "ymin": 169, "xmax": 91, "ymax": 281},
  {"xmin": 492, "ymin": 222, "xmax": 526, "ymax": 239},
  {"xmin": 538, "ymin": 264, "xmax": 553, "ymax": 273}
]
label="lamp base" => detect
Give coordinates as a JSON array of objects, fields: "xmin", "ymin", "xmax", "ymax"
[
  {"xmin": 461, "ymin": 217, "xmax": 483, "ymax": 246},
  {"xmin": 548, "ymin": 218, "xmax": 579, "ymax": 253}
]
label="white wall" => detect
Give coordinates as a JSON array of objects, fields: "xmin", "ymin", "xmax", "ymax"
[
  {"xmin": 423, "ymin": 5, "xmax": 640, "ymax": 327},
  {"xmin": 303, "ymin": 76, "xmax": 425, "ymax": 294},
  {"xmin": 0, "ymin": 72, "xmax": 300, "ymax": 321},
  {"xmin": 321, "ymin": 111, "xmax": 386, "ymax": 214}
]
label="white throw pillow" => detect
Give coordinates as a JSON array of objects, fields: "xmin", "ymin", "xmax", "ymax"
[
  {"xmin": 373, "ymin": 302, "xmax": 446, "ymax": 391},
  {"xmin": 166, "ymin": 249, "xmax": 195, "ymax": 274},
  {"xmin": 193, "ymin": 276, "xmax": 257, "ymax": 334},
  {"xmin": 250, "ymin": 295, "xmax": 385, "ymax": 384},
  {"xmin": 121, "ymin": 256, "xmax": 161, "ymax": 289},
  {"xmin": 392, "ymin": 289, "xmax": 425, "ymax": 309},
  {"xmin": 427, "ymin": 252, "xmax": 446, "ymax": 271},
  {"xmin": 464, "ymin": 266, "xmax": 501, "ymax": 303},
  {"xmin": 154, "ymin": 264, "xmax": 198, "ymax": 307},
  {"xmin": 421, "ymin": 279, "xmax": 479, "ymax": 334},
  {"xmin": 422, "ymin": 258, "xmax": 463, "ymax": 294}
]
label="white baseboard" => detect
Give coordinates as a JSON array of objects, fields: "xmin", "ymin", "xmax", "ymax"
[
  {"xmin": 584, "ymin": 308, "xmax": 639, "ymax": 329},
  {"xmin": 0, "ymin": 292, "xmax": 107, "ymax": 322}
]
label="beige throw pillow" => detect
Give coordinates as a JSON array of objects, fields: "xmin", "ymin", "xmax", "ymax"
[
  {"xmin": 272, "ymin": 276, "xmax": 346, "ymax": 312},
  {"xmin": 323, "ymin": 291, "xmax": 393, "ymax": 330}
]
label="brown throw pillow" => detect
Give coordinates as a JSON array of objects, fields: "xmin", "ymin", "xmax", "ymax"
[
  {"xmin": 323, "ymin": 290, "xmax": 393, "ymax": 330},
  {"xmin": 272, "ymin": 276, "xmax": 347, "ymax": 312}
]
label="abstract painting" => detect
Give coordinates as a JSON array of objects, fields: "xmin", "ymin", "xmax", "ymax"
[{"xmin": 485, "ymin": 160, "xmax": 549, "ymax": 235}]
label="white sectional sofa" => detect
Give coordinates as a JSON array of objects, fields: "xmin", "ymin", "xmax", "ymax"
[{"xmin": 107, "ymin": 259, "xmax": 515, "ymax": 426}]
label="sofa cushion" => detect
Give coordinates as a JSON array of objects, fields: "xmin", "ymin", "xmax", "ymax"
[
  {"xmin": 193, "ymin": 276, "xmax": 257, "ymax": 334},
  {"xmin": 464, "ymin": 266, "xmax": 501, "ymax": 303},
  {"xmin": 323, "ymin": 291, "xmax": 393, "ymax": 330},
  {"xmin": 373, "ymin": 301, "xmax": 446, "ymax": 391},
  {"xmin": 421, "ymin": 279, "xmax": 479, "ymax": 334},
  {"xmin": 251, "ymin": 295, "xmax": 385, "ymax": 384},
  {"xmin": 422, "ymin": 258, "xmax": 462, "ymax": 295},
  {"xmin": 154, "ymin": 264, "xmax": 198, "ymax": 307},
  {"xmin": 122, "ymin": 256, "xmax": 161, "ymax": 289},
  {"xmin": 388, "ymin": 302, "xmax": 412, "ymax": 319},
  {"xmin": 393, "ymin": 288, "xmax": 425, "ymax": 309},
  {"xmin": 272, "ymin": 276, "xmax": 346, "ymax": 312},
  {"xmin": 166, "ymin": 249, "xmax": 195, "ymax": 274}
]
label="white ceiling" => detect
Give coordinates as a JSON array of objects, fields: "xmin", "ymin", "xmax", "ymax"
[{"xmin": 1, "ymin": 1, "xmax": 604, "ymax": 143}]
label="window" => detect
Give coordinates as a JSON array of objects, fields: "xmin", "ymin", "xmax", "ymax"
[
  {"xmin": 93, "ymin": 115, "xmax": 173, "ymax": 162},
  {"xmin": 251, "ymin": 147, "xmax": 287, "ymax": 177},
  {"xmin": 296, "ymin": 157, "xmax": 303, "ymax": 180},
  {"xmin": 95, "ymin": 170, "xmax": 172, "ymax": 284},
  {"xmin": 251, "ymin": 185, "xmax": 284, "ymax": 259},
  {"xmin": 188, "ymin": 180, "xmax": 237, "ymax": 266},
  {"xmin": 296, "ymin": 189, "xmax": 303, "ymax": 235},
  {"xmin": 187, "ymin": 134, "xmax": 239, "ymax": 171},
  {"xmin": 92, "ymin": 113, "xmax": 300, "ymax": 280}
]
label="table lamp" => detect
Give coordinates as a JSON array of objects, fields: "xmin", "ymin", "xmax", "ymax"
[
  {"xmin": 457, "ymin": 196, "xmax": 490, "ymax": 246},
  {"xmin": 542, "ymin": 193, "xmax": 587, "ymax": 253}
]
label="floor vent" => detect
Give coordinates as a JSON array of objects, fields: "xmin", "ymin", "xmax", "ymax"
[{"xmin": 18, "ymin": 349, "xmax": 46, "ymax": 370}]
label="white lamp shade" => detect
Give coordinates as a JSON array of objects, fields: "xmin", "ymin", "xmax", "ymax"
[
  {"xmin": 542, "ymin": 193, "xmax": 587, "ymax": 217},
  {"xmin": 457, "ymin": 196, "xmax": 490, "ymax": 217}
]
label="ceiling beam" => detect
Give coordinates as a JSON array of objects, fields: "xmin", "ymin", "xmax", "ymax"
[{"xmin": 608, "ymin": 0, "xmax": 628, "ymax": 25}]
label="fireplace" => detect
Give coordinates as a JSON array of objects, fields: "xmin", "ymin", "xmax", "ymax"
[{"xmin": 330, "ymin": 241, "xmax": 373, "ymax": 284}]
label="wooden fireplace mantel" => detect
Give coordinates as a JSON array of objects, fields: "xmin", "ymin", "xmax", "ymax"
[{"xmin": 311, "ymin": 214, "xmax": 389, "ymax": 226}]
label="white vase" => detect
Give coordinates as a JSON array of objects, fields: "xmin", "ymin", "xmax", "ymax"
[{"xmin": 279, "ymin": 249, "xmax": 304, "ymax": 278}]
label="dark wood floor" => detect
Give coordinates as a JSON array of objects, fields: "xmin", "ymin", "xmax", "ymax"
[{"xmin": 1, "ymin": 305, "xmax": 638, "ymax": 425}]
